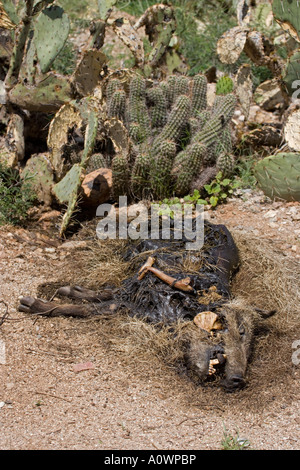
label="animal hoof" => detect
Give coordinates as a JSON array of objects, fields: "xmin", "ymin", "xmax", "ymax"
[{"xmin": 18, "ymin": 296, "xmax": 37, "ymax": 313}]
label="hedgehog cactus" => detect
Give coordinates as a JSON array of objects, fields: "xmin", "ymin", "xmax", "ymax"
[
  {"xmin": 49, "ymin": 72, "xmax": 237, "ymax": 235},
  {"xmin": 254, "ymin": 153, "xmax": 300, "ymax": 202},
  {"xmin": 172, "ymin": 143, "xmax": 206, "ymax": 195},
  {"xmin": 103, "ymin": 72, "xmax": 236, "ymax": 199},
  {"xmin": 216, "ymin": 153, "xmax": 236, "ymax": 177},
  {"xmin": 87, "ymin": 154, "xmax": 108, "ymax": 173}
]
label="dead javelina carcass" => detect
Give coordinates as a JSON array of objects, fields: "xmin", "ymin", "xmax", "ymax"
[{"xmin": 19, "ymin": 220, "xmax": 276, "ymax": 392}]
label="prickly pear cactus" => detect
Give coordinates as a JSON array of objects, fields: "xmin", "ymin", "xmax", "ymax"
[
  {"xmin": 8, "ymin": 73, "xmax": 72, "ymax": 113},
  {"xmin": 254, "ymin": 152, "xmax": 300, "ymax": 201},
  {"xmin": 72, "ymin": 50, "xmax": 108, "ymax": 96},
  {"xmin": 48, "ymin": 97, "xmax": 99, "ymax": 235},
  {"xmin": 34, "ymin": 5, "xmax": 70, "ymax": 73},
  {"xmin": 282, "ymin": 50, "xmax": 300, "ymax": 95},
  {"xmin": 52, "ymin": 163, "xmax": 84, "ymax": 236},
  {"xmin": 47, "ymin": 103, "xmax": 83, "ymax": 180},
  {"xmin": 272, "ymin": 0, "xmax": 300, "ymax": 43},
  {"xmin": 22, "ymin": 153, "xmax": 54, "ymax": 206}
]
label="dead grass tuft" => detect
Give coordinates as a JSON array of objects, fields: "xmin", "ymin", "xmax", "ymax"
[{"xmin": 231, "ymin": 232, "xmax": 300, "ymax": 328}]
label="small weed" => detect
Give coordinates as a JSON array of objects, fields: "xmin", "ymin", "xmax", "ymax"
[
  {"xmin": 234, "ymin": 157, "xmax": 258, "ymax": 189},
  {"xmin": 155, "ymin": 197, "xmax": 183, "ymax": 220},
  {"xmin": 221, "ymin": 425, "xmax": 251, "ymax": 450},
  {"xmin": 183, "ymin": 190, "xmax": 208, "ymax": 206},
  {"xmin": 52, "ymin": 40, "xmax": 77, "ymax": 75}
]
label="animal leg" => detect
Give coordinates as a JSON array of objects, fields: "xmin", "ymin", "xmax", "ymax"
[
  {"xmin": 19, "ymin": 296, "xmax": 94, "ymax": 317},
  {"xmin": 55, "ymin": 285, "xmax": 114, "ymax": 302}
]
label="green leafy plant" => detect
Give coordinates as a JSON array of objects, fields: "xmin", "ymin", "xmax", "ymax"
[
  {"xmin": 155, "ymin": 192, "xmax": 207, "ymax": 220},
  {"xmin": 155, "ymin": 197, "xmax": 183, "ymax": 220},
  {"xmin": 183, "ymin": 189, "xmax": 208, "ymax": 206},
  {"xmin": 203, "ymin": 171, "xmax": 240, "ymax": 207},
  {"xmin": 0, "ymin": 163, "xmax": 36, "ymax": 226}
]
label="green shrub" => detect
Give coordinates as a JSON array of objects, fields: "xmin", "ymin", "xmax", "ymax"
[
  {"xmin": 0, "ymin": 164, "xmax": 37, "ymax": 226},
  {"xmin": 116, "ymin": 0, "xmax": 237, "ymax": 75}
]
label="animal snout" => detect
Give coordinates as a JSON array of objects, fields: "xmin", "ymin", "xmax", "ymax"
[{"xmin": 222, "ymin": 374, "xmax": 246, "ymax": 392}]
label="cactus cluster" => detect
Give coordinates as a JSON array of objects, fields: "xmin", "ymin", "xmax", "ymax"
[{"xmin": 105, "ymin": 73, "xmax": 237, "ymax": 198}]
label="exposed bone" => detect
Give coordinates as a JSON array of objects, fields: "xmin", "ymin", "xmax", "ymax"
[
  {"xmin": 193, "ymin": 311, "xmax": 223, "ymax": 333},
  {"xmin": 138, "ymin": 257, "xmax": 155, "ymax": 280},
  {"xmin": 139, "ymin": 265, "xmax": 194, "ymax": 292}
]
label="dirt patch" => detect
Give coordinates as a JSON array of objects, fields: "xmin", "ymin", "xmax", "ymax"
[{"xmin": 0, "ymin": 191, "xmax": 299, "ymax": 450}]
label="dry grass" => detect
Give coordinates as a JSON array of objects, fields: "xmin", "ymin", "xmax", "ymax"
[
  {"xmin": 231, "ymin": 232, "xmax": 300, "ymax": 327},
  {"xmin": 76, "ymin": 238, "xmax": 131, "ymax": 288}
]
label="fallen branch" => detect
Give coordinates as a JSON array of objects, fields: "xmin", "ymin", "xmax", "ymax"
[{"xmin": 0, "ymin": 301, "xmax": 9, "ymax": 327}]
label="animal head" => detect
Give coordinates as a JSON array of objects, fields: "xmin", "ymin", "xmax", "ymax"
[{"xmin": 185, "ymin": 298, "xmax": 276, "ymax": 392}]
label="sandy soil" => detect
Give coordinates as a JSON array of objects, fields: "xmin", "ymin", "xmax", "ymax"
[{"xmin": 0, "ymin": 190, "xmax": 299, "ymax": 451}]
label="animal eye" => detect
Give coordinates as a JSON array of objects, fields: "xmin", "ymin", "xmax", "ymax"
[{"xmin": 239, "ymin": 325, "xmax": 245, "ymax": 336}]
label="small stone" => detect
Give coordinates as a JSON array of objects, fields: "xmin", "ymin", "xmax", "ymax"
[
  {"xmin": 73, "ymin": 362, "xmax": 95, "ymax": 373},
  {"xmin": 44, "ymin": 247, "xmax": 56, "ymax": 253},
  {"xmin": 264, "ymin": 210, "xmax": 278, "ymax": 219}
]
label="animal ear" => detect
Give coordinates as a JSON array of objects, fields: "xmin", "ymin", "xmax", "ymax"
[{"xmin": 254, "ymin": 307, "xmax": 277, "ymax": 319}]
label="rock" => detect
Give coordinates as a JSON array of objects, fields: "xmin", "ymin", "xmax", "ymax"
[
  {"xmin": 59, "ymin": 240, "xmax": 88, "ymax": 251},
  {"xmin": 73, "ymin": 362, "xmax": 95, "ymax": 373},
  {"xmin": 44, "ymin": 247, "xmax": 56, "ymax": 254},
  {"xmin": 284, "ymin": 109, "xmax": 300, "ymax": 151},
  {"xmin": 264, "ymin": 210, "xmax": 278, "ymax": 218},
  {"xmin": 207, "ymin": 83, "xmax": 216, "ymax": 107},
  {"xmin": 248, "ymin": 105, "xmax": 280, "ymax": 125},
  {"xmin": 81, "ymin": 168, "xmax": 113, "ymax": 207}
]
